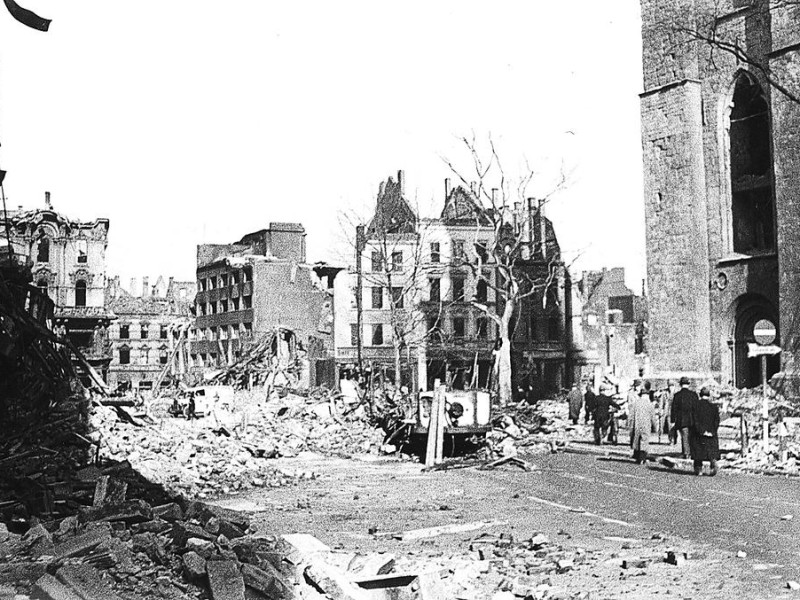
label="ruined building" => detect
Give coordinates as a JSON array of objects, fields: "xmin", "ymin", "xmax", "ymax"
[
  {"xmin": 105, "ymin": 276, "xmax": 196, "ymax": 392},
  {"xmin": 191, "ymin": 224, "xmax": 338, "ymax": 386},
  {"xmin": 640, "ymin": 1, "xmax": 800, "ymax": 387},
  {"xmin": 576, "ymin": 267, "xmax": 648, "ymax": 381},
  {"xmin": 335, "ymin": 171, "xmax": 573, "ymax": 397},
  {"xmin": 0, "ymin": 193, "xmax": 114, "ymax": 380}
]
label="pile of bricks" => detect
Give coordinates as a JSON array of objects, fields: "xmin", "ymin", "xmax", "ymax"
[
  {"xmin": 91, "ymin": 392, "xmax": 385, "ymax": 499},
  {"xmin": 0, "ymin": 474, "xmax": 297, "ymax": 600},
  {"xmin": 469, "ymin": 531, "xmax": 597, "ymax": 598}
]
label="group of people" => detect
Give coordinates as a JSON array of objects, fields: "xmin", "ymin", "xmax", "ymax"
[{"xmin": 566, "ymin": 376, "xmax": 721, "ymax": 475}]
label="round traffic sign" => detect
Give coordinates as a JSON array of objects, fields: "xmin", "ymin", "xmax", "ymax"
[{"xmin": 753, "ymin": 319, "xmax": 776, "ymax": 345}]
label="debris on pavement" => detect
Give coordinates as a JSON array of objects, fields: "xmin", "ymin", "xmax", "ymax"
[{"xmin": 91, "ymin": 390, "xmax": 385, "ymax": 498}]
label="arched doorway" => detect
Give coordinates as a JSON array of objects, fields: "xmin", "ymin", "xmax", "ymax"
[{"xmin": 732, "ymin": 295, "xmax": 780, "ymax": 388}]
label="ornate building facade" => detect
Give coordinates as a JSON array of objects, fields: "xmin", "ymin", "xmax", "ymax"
[{"xmin": 1, "ymin": 193, "xmax": 114, "ymax": 379}]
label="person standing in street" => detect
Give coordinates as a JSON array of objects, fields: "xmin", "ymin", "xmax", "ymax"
[
  {"xmin": 629, "ymin": 387, "xmax": 657, "ymax": 464},
  {"xmin": 689, "ymin": 387, "xmax": 720, "ymax": 476},
  {"xmin": 584, "ymin": 383, "xmax": 596, "ymax": 424},
  {"xmin": 671, "ymin": 376, "xmax": 698, "ymax": 459},
  {"xmin": 593, "ymin": 383, "xmax": 620, "ymax": 445},
  {"xmin": 567, "ymin": 384, "xmax": 583, "ymax": 425}
]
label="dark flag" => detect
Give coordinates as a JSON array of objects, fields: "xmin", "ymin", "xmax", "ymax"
[{"xmin": 3, "ymin": 0, "xmax": 50, "ymax": 31}]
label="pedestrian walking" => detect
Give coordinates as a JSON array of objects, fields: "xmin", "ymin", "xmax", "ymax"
[
  {"xmin": 629, "ymin": 387, "xmax": 657, "ymax": 464},
  {"xmin": 584, "ymin": 383, "xmax": 596, "ymax": 424},
  {"xmin": 567, "ymin": 384, "xmax": 583, "ymax": 425},
  {"xmin": 671, "ymin": 376, "xmax": 698, "ymax": 459},
  {"xmin": 593, "ymin": 383, "xmax": 620, "ymax": 445},
  {"xmin": 689, "ymin": 387, "xmax": 720, "ymax": 476}
]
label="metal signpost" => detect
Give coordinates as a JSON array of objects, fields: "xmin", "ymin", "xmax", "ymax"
[{"xmin": 748, "ymin": 319, "xmax": 780, "ymax": 445}]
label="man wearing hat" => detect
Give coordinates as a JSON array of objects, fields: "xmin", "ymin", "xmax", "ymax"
[
  {"xmin": 670, "ymin": 376, "xmax": 698, "ymax": 459},
  {"xmin": 689, "ymin": 387, "xmax": 720, "ymax": 475},
  {"xmin": 629, "ymin": 386, "xmax": 658, "ymax": 464},
  {"xmin": 592, "ymin": 383, "xmax": 621, "ymax": 445}
]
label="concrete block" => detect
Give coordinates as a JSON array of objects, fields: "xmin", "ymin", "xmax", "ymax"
[
  {"xmin": 182, "ymin": 551, "xmax": 207, "ymax": 582},
  {"xmin": 152, "ymin": 502, "xmax": 184, "ymax": 522},
  {"xmin": 56, "ymin": 564, "xmax": 123, "ymax": 600},
  {"xmin": 31, "ymin": 573, "xmax": 83, "ymax": 600},
  {"xmin": 77, "ymin": 499, "xmax": 152, "ymax": 525},
  {"xmin": 207, "ymin": 560, "xmax": 245, "ymax": 600},
  {"xmin": 92, "ymin": 476, "xmax": 127, "ymax": 507},
  {"xmin": 53, "ymin": 528, "xmax": 111, "ymax": 559}
]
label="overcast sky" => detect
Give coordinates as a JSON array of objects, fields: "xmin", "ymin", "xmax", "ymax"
[{"xmin": 0, "ymin": 1, "xmax": 646, "ymax": 292}]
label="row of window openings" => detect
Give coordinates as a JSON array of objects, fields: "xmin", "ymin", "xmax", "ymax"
[
  {"xmin": 351, "ymin": 318, "xmax": 493, "ymax": 346},
  {"xmin": 194, "ymin": 323, "xmax": 253, "ymax": 341},
  {"xmin": 370, "ymin": 242, "xmax": 489, "ymax": 272},
  {"xmin": 197, "ymin": 295, "xmax": 252, "ymax": 315},
  {"xmin": 190, "ymin": 352, "xmax": 241, "ymax": 368},
  {"xmin": 367, "ymin": 280, "xmax": 487, "ymax": 309},
  {"xmin": 198, "ymin": 270, "xmax": 252, "ymax": 292},
  {"xmin": 118, "ymin": 348, "xmax": 169, "ymax": 365},
  {"xmin": 35, "ymin": 239, "xmax": 89, "ymax": 264},
  {"xmin": 118, "ymin": 324, "xmax": 171, "ymax": 340},
  {"xmin": 36, "ymin": 280, "xmax": 90, "ymax": 307}
]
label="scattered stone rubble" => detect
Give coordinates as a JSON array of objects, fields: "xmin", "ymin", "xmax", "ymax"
[
  {"xmin": 1, "ymin": 475, "xmax": 437, "ymax": 600},
  {"xmin": 92, "ymin": 391, "xmax": 385, "ymax": 499},
  {"xmin": 488, "ymin": 399, "xmax": 584, "ymax": 459}
]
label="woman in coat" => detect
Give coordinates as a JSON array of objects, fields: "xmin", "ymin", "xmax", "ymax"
[
  {"xmin": 689, "ymin": 387, "xmax": 720, "ymax": 476},
  {"xmin": 629, "ymin": 387, "xmax": 657, "ymax": 464},
  {"xmin": 567, "ymin": 384, "xmax": 583, "ymax": 425}
]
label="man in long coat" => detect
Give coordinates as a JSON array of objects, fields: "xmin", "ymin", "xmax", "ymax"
[
  {"xmin": 689, "ymin": 387, "xmax": 720, "ymax": 476},
  {"xmin": 584, "ymin": 384, "xmax": 596, "ymax": 424},
  {"xmin": 629, "ymin": 387, "xmax": 657, "ymax": 464},
  {"xmin": 671, "ymin": 376, "xmax": 698, "ymax": 458},
  {"xmin": 567, "ymin": 384, "xmax": 583, "ymax": 425}
]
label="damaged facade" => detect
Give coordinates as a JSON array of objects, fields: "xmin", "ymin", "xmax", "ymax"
[
  {"xmin": 191, "ymin": 224, "xmax": 338, "ymax": 387},
  {"xmin": 640, "ymin": 0, "xmax": 800, "ymax": 387},
  {"xmin": 336, "ymin": 171, "xmax": 573, "ymax": 397},
  {"xmin": 0, "ymin": 193, "xmax": 114, "ymax": 381},
  {"xmin": 105, "ymin": 276, "xmax": 196, "ymax": 392},
  {"xmin": 575, "ymin": 267, "xmax": 648, "ymax": 381}
]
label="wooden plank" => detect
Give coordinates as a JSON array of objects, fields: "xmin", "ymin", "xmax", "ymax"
[
  {"xmin": 424, "ymin": 382, "xmax": 440, "ymax": 468},
  {"xmin": 387, "ymin": 520, "xmax": 507, "ymax": 542},
  {"xmin": 434, "ymin": 384, "xmax": 446, "ymax": 464}
]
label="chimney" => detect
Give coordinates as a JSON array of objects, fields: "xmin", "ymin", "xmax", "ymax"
[
  {"xmin": 538, "ymin": 199, "xmax": 547, "ymax": 259},
  {"xmin": 444, "ymin": 178, "xmax": 451, "ymax": 200},
  {"xmin": 524, "ymin": 198, "xmax": 535, "ymax": 260},
  {"xmin": 130, "ymin": 277, "xmax": 137, "ymax": 296},
  {"xmin": 491, "ymin": 188, "xmax": 498, "ymax": 205},
  {"xmin": 44, "ymin": 191, "xmax": 51, "ymax": 209},
  {"xmin": 142, "ymin": 276, "xmax": 150, "ymax": 298},
  {"xmin": 397, "ymin": 170, "xmax": 405, "ymax": 196},
  {"xmin": 17, "ymin": 205, "xmax": 22, "ymax": 212}
]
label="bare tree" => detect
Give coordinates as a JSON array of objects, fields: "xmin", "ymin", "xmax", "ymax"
[
  {"xmin": 442, "ymin": 135, "xmax": 569, "ymax": 405},
  {"xmin": 340, "ymin": 188, "xmax": 443, "ymax": 390}
]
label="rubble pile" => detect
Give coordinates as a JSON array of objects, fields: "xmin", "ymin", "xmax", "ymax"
[
  {"xmin": 488, "ymin": 398, "xmax": 582, "ymax": 457},
  {"xmin": 206, "ymin": 330, "xmax": 301, "ymax": 390},
  {"xmin": 0, "ymin": 263, "xmax": 80, "ymax": 432},
  {"xmin": 92, "ymin": 391, "xmax": 385, "ymax": 499},
  {"xmin": 461, "ymin": 531, "xmax": 600, "ymax": 599},
  {"xmin": 1, "ymin": 480, "xmax": 312, "ymax": 600},
  {"xmin": 718, "ymin": 387, "xmax": 800, "ymax": 474}
]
